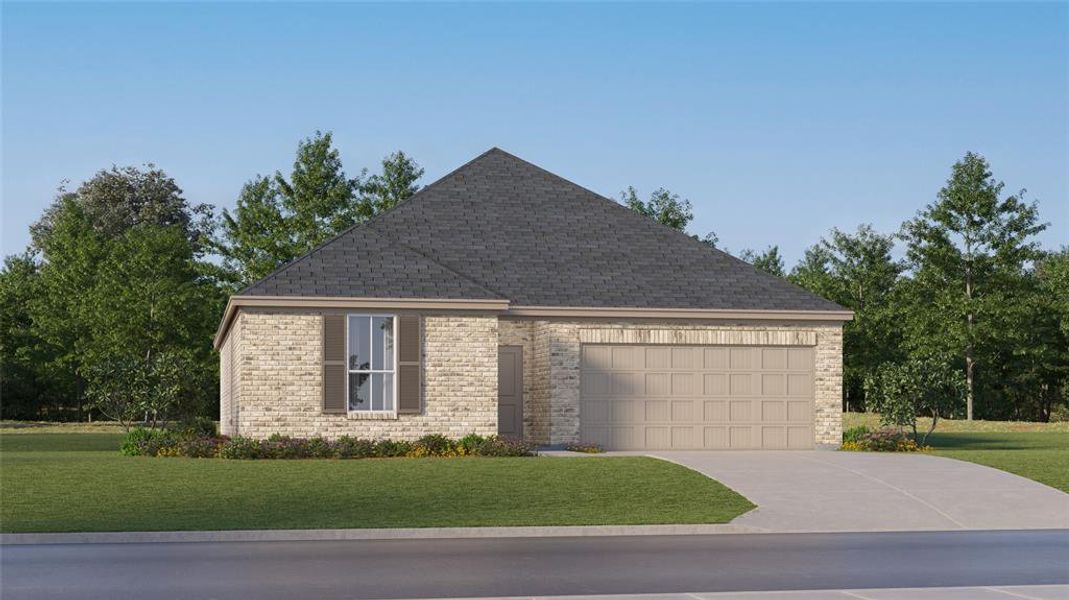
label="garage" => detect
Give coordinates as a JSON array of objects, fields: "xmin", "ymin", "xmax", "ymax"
[{"xmin": 579, "ymin": 344, "xmax": 815, "ymax": 450}]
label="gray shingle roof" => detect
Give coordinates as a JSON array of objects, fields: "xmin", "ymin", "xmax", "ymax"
[{"xmin": 243, "ymin": 148, "xmax": 843, "ymax": 312}]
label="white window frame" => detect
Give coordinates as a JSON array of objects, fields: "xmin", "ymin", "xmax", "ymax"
[{"xmin": 345, "ymin": 313, "xmax": 398, "ymax": 415}]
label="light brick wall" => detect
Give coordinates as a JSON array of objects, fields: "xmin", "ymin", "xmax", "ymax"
[
  {"xmin": 229, "ymin": 309, "xmax": 498, "ymax": 440},
  {"xmin": 498, "ymin": 319, "xmax": 844, "ymax": 447}
]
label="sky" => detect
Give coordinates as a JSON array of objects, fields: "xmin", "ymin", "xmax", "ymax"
[{"xmin": 2, "ymin": 2, "xmax": 1067, "ymax": 265}]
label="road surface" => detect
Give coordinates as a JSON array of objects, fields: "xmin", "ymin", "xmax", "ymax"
[{"xmin": 3, "ymin": 530, "xmax": 1068, "ymax": 599}]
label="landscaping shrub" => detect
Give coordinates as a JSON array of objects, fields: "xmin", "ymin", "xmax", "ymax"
[
  {"xmin": 124, "ymin": 432, "xmax": 534, "ymax": 459},
  {"xmin": 218, "ymin": 436, "xmax": 263, "ymax": 459},
  {"xmin": 375, "ymin": 439, "xmax": 413, "ymax": 458},
  {"xmin": 170, "ymin": 417, "xmax": 217, "ymax": 439},
  {"xmin": 563, "ymin": 441, "xmax": 604, "ymax": 454},
  {"xmin": 841, "ymin": 428, "xmax": 925, "ymax": 452},
  {"xmin": 409, "ymin": 434, "xmax": 458, "ymax": 457},
  {"xmin": 475, "ymin": 435, "xmax": 533, "ymax": 457},
  {"xmin": 842, "ymin": 426, "xmax": 870, "ymax": 444},
  {"xmin": 334, "ymin": 436, "xmax": 377, "ymax": 459},
  {"xmin": 120, "ymin": 426, "xmax": 177, "ymax": 457}
]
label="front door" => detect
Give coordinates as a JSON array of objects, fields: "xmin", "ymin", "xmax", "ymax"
[{"xmin": 497, "ymin": 346, "xmax": 523, "ymax": 439}]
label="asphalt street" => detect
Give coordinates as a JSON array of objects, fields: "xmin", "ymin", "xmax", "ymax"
[{"xmin": 2, "ymin": 530, "xmax": 1068, "ymax": 600}]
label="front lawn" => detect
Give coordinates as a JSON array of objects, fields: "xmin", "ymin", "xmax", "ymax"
[
  {"xmin": 928, "ymin": 432, "xmax": 1069, "ymax": 494},
  {"xmin": 844, "ymin": 412, "xmax": 1069, "ymax": 493},
  {"xmin": 0, "ymin": 432, "xmax": 754, "ymax": 533}
]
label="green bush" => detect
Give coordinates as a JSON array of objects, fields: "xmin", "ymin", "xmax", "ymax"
[
  {"xmin": 170, "ymin": 416, "xmax": 217, "ymax": 439},
  {"xmin": 218, "ymin": 436, "xmax": 263, "ymax": 459},
  {"xmin": 375, "ymin": 439, "xmax": 413, "ymax": 458},
  {"xmin": 841, "ymin": 428, "xmax": 924, "ymax": 452},
  {"xmin": 120, "ymin": 426, "xmax": 176, "ymax": 457},
  {"xmin": 563, "ymin": 441, "xmax": 604, "ymax": 454},
  {"xmin": 124, "ymin": 432, "xmax": 533, "ymax": 460},
  {"xmin": 475, "ymin": 435, "xmax": 532, "ymax": 457},
  {"xmin": 842, "ymin": 426, "xmax": 870, "ymax": 444},
  {"xmin": 334, "ymin": 436, "xmax": 377, "ymax": 459}
]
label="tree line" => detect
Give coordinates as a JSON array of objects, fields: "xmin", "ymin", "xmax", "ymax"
[{"xmin": 1, "ymin": 137, "xmax": 1066, "ymax": 423}]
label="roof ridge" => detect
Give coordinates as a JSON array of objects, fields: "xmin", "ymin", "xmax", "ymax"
[
  {"xmin": 366, "ymin": 223, "xmax": 510, "ymax": 301},
  {"xmin": 486, "ymin": 148, "xmax": 845, "ymax": 309}
]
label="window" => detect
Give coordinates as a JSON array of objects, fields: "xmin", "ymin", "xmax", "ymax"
[{"xmin": 347, "ymin": 315, "xmax": 396, "ymax": 412}]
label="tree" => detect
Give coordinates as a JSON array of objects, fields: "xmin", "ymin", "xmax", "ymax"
[
  {"xmin": 361, "ymin": 150, "xmax": 424, "ymax": 217},
  {"xmin": 865, "ymin": 356, "xmax": 967, "ymax": 445},
  {"xmin": 13, "ymin": 166, "xmax": 222, "ymax": 422},
  {"xmin": 30, "ymin": 165, "xmax": 213, "ymax": 256},
  {"xmin": 620, "ymin": 186, "xmax": 694, "ymax": 231},
  {"xmin": 899, "ymin": 152, "xmax": 1047, "ymax": 419},
  {"xmin": 739, "ymin": 246, "xmax": 785, "ymax": 277},
  {"xmin": 215, "ymin": 133, "xmax": 423, "ymax": 286},
  {"xmin": 80, "ymin": 225, "xmax": 221, "ymax": 426},
  {"xmin": 790, "ymin": 225, "xmax": 904, "ymax": 410}
]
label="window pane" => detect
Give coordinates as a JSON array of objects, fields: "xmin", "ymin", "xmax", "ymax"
[
  {"xmin": 348, "ymin": 373, "xmax": 370, "ymax": 411},
  {"xmin": 382, "ymin": 374, "xmax": 394, "ymax": 411},
  {"xmin": 349, "ymin": 316, "xmax": 370, "ymax": 371},
  {"xmin": 371, "ymin": 317, "xmax": 385, "ymax": 371},
  {"xmin": 378, "ymin": 317, "xmax": 394, "ymax": 371},
  {"xmin": 371, "ymin": 373, "xmax": 383, "ymax": 411}
]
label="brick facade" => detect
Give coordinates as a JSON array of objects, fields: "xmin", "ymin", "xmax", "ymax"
[
  {"xmin": 498, "ymin": 319, "xmax": 844, "ymax": 447},
  {"xmin": 223, "ymin": 311, "xmax": 843, "ymax": 447},
  {"xmin": 224, "ymin": 309, "xmax": 498, "ymax": 440}
]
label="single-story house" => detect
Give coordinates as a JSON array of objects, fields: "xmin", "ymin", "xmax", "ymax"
[{"xmin": 214, "ymin": 148, "xmax": 852, "ymax": 450}]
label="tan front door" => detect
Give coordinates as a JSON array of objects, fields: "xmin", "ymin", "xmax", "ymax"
[
  {"xmin": 580, "ymin": 345, "xmax": 815, "ymax": 450},
  {"xmin": 497, "ymin": 346, "xmax": 523, "ymax": 439}
]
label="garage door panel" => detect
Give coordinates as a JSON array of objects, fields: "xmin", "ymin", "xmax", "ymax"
[
  {"xmin": 704, "ymin": 400, "xmax": 728, "ymax": 422},
  {"xmin": 761, "ymin": 348, "xmax": 787, "ymax": 370},
  {"xmin": 582, "ymin": 346, "xmax": 612, "ymax": 370},
  {"xmin": 671, "ymin": 426, "xmax": 695, "ymax": 448},
  {"xmin": 704, "ymin": 373, "xmax": 728, "ymax": 396},
  {"xmin": 787, "ymin": 374, "xmax": 812, "ymax": 396},
  {"xmin": 729, "ymin": 373, "xmax": 753, "ymax": 396},
  {"xmin": 704, "ymin": 348, "xmax": 729, "ymax": 369},
  {"xmin": 646, "ymin": 373, "xmax": 670, "ymax": 396},
  {"xmin": 671, "ymin": 372, "xmax": 698, "ymax": 395},
  {"xmin": 761, "ymin": 400, "xmax": 786, "ymax": 422},
  {"xmin": 788, "ymin": 426, "xmax": 812, "ymax": 449},
  {"xmin": 762, "ymin": 426, "xmax": 787, "ymax": 449},
  {"xmin": 671, "ymin": 400, "xmax": 695, "ymax": 422},
  {"xmin": 788, "ymin": 348, "xmax": 814, "ymax": 370},
  {"xmin": 581, "ymin": 344, "xmax": 815, "ymax": 450},
  {"xmin": 729, "ymin": 426, "xmax": 752, "ymax": 448},
  {"xmin": 645, "ymin": 347, "xmax": 671, "ymax": 369},
  {"xmin": 703, "ymin": 426, "xmax": 728, "ymax": 449},
  {"xmin": 645, "ymin": 400, "xmax": 670, "ymax": 422},
  {"xmin": 762, "ymin": 373, "xmax": 786, "ymax": 396}
]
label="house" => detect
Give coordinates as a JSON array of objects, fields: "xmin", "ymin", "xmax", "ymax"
[{"xmin": 214, "ymin": 148, "xmax": 852, "ymax": 450}]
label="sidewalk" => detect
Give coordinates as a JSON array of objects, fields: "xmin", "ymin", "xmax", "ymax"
[{"xmin": 424, "ymin": 586, "xmax": 1069, "ymax": 600}]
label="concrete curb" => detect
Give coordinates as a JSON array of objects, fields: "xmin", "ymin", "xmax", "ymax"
[{"xmin": 0, "ymin": 524, "xmax": 764, "ymax": 545}]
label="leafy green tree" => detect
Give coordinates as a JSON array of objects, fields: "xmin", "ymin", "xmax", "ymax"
[
  {"xmin": 215, "ymin": 133, "xmax": 423, "ymax": 285},
  {"xmin": 899, "ymin": 152, "xmax": 1047, "ymax": 419},
  {"xmin": 865, "ymin": 355, "xmax": 967, "ymax": 445},
  {"xmin": 739, "ymin": 246, "xmax": 785, "ymax": 277},
  {"xmin": 81, "ymin": 225, "xmax": 222, "ymax": 426},
  {"xmin": 30, "ymin": 165, "xmax": 213, "ymax": 255},
  {"xmin": 620, "ymin": 186, "xmax": 694, "ymax": 232},
  {"xmin": 361, "ymin": 150, "xmax": 424, "ymax": 217},
  {"xmin": 790, "ymin": 225, "xmax": 904, "ymax": 410}
]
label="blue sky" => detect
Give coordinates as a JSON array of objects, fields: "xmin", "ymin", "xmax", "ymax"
[{"xmin": 3, "ymin": 2, "xmax": 1066, "ymax": 264}]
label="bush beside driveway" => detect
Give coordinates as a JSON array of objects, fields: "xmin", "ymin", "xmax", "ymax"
[{"xmin": 0, "ymin": 433, "xmax": 753, "ymax": 533}]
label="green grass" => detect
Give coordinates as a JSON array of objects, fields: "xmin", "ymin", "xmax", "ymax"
[
  {"xmin": 927, "ymin": 432, "xmax": 1069, "ymax": 494},
  {"xmin": 0, "ymin": 433, "xmax": 754, "ymax": 533},
  {"xmin": 843, "ymin": 413, "xmax": 1069, "ymax": 494}
]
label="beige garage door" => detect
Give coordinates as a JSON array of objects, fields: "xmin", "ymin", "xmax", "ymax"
[{"xmin": 580, "ymin": 345, "xmax": 815, "ymax": 450}]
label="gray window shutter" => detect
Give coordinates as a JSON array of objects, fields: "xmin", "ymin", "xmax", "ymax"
[
  {"xmin": 322, "ymin": 315, "xmax": 347, "ymax": 414},
  {"xmin": 397, "ymin": 315, "xmax": 422, "ymax": 414}
]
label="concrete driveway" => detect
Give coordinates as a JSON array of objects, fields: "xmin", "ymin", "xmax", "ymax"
[{"xmin": 646, "ymin": 451, "xmax": 1069, "ymax": 532}]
